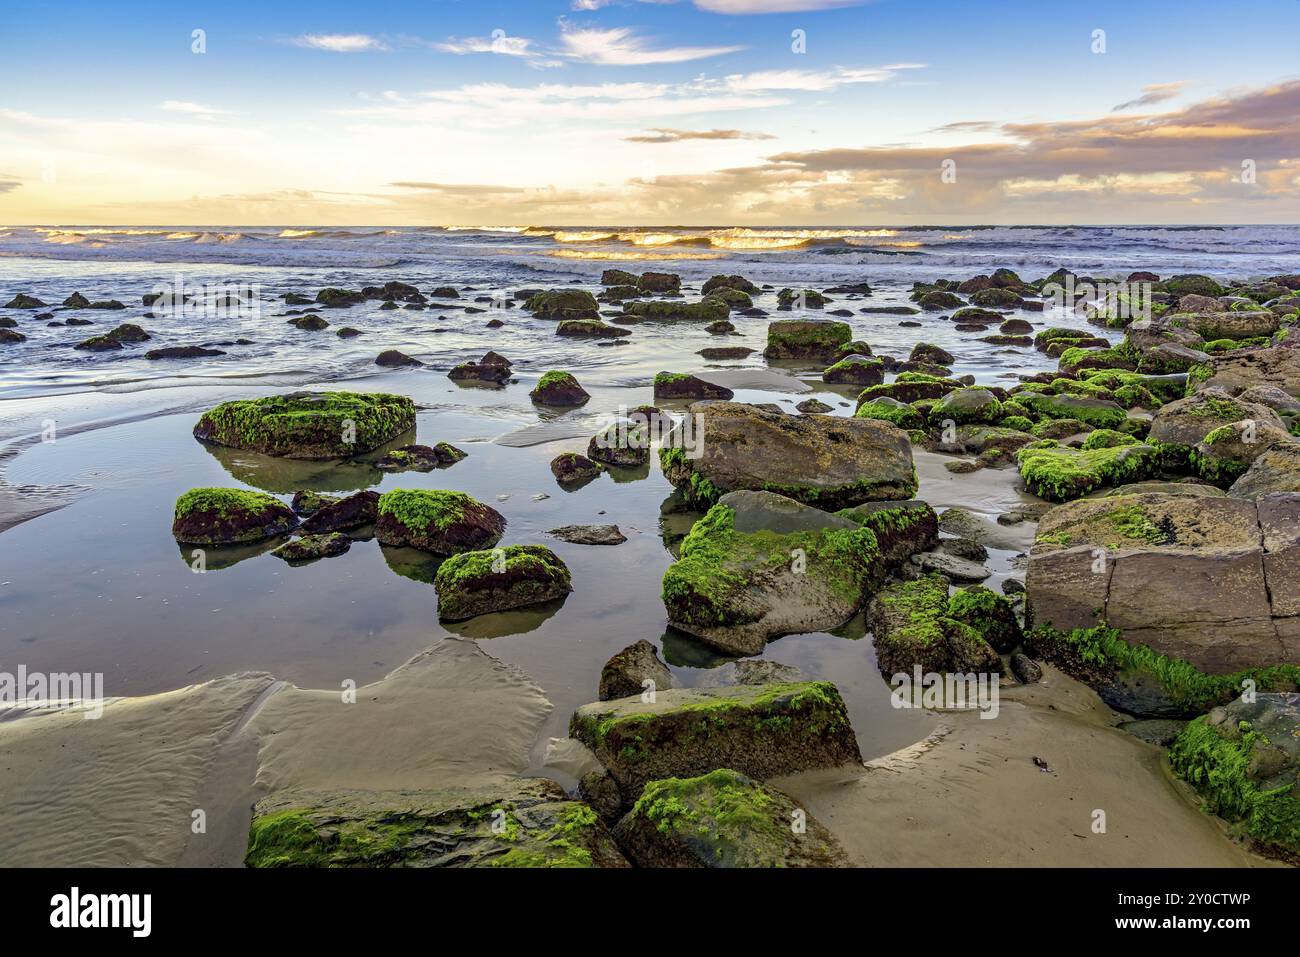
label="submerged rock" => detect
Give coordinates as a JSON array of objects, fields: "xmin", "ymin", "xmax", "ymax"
[
  {"xmin": 376, "ymin": 442, "xmax": 466, "ymax": 472},
  {"xmin": 660, "ymin": 401, "xmax": 916, "ymax": 510},
  {"xmin": 599, "ymin": 640, "xmax": 674, "ymax": 700},
  {"xmin": 272, "ymin": 532, "xmax": 351, "ymax": 563},
  {"xmin": 375, "ymin": 489, "xmax": 506, "ymax": 554},
  {"xmin": 171, "ymin": 487, "xmax": 298, "ymax": 545},
  {"xmin": 613, "ymin": 769, "xmax": 849, "ymax": 868},
  {"xmin": 549, "ymin": 524, "xmax": 627, "ymax": 546},
  {"xmin": 434, "ymin": 544, "xmax": 571, "ymax": 620},
  {"xmin": 448, "ymin": 351, "xmax": 513, "ymax": 386},
  {"xmin": 194, "ymin": 391, "xmax": 416, "ymax": 459},
  {"xmin": 145, "ymin": 345, "xmax": 226, "ymax": 360},
  {"xmin": 245, "ymin": 780, "xmax": 626, "ymax": 868},
  {"xmin": 375, "ymin": 349, "xmax": 422, "ymax": 367},
  {"xmin": 570, "ymin": 680, "xmax": 862, "ymax": 802}
]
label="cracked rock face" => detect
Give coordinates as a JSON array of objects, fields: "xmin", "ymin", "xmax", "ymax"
[{"xmin": 1025, "ymin": 491, "xmax": 1300, "ymax": 674}]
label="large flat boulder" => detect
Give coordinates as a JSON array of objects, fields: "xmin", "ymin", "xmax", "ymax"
[
  {"xmin": 569, "ymin": 681, "xmax": 862, "ymax": 802},
  {"xmin": 245, "ymin": 780, "xmax": 627, "ymax": 868},
  {"xmin": 1025, "ymin": 492, "xmax": 1300, "ymax": 672},
  {"xmin": 193, "ymin": 391, "xmax": 415, "ymax": 459},
  {"xmin": 660, "ymin": 401, "xmax": 916, "ymax": 510},
  {"xmin": 1201, "ymin": 346, "xmax": 1300, "ymax": 397}
]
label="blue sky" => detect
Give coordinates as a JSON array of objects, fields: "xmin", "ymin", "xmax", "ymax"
[{"xmin": 2, "ymin": 0, "xmax": 1298, "ymax": 224}]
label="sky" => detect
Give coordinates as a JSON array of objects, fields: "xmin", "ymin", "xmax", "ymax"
[{"xmin": 1, "ymin": 0, "xmax": 1298, "ymax": 226}]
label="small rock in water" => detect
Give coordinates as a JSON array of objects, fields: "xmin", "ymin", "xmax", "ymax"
[
  {"xmin": 272, "ymin": 532, "xmax": 352, "ymax": 563},
  {"xmin": 599, "ymin": 639, "xmax": 674, "ymax": 700},
  {"xmin": 796, "ymin": 398, "xmax": 832, "ymax": 414},
  {"xmin": 939, "ymin": 537, "xmax": 988, "ymax": 561},
  {"xmin": 549, "ymin": 524, "xmax": 627, "ymax": 546}
]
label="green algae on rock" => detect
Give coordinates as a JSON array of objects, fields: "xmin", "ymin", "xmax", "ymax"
[
  {"xmin": 865, "ymin": 574, "xmax": 1003, "ymax": 677},
  {"xmin": 1016, "ymin": 439, "xmax": 1161, "ymax": 501},
  {"xmin": 171, "ymin": 487, "xmax": 298, "ymax": 545},
  {"xmin": 193, "ymin": 391, "xmax": 415, "ymax": 459},
  {"xmin": 375, "ymin": 489, "xmax": 506, "ymax": 555},
  {"xmin": 661, "ymin": 492, "xmax": 882, "ymax": 656},
  {"xmin": 529, "ymin": 370, "xmax": 590, "ymax": 406},
  {"xmin": 624, "ymin": 298, "xmax": 730, "ymax": 323},
  {"xmin": 762, "ymin": 318, "xmax": 851, "ymax": 361},
  {"xmin": 1168, "ymin": 694, "xmax": 1300, "ymax": 860},
  {"xmin": 434, "ymin": 544, "xmax": 572, "ymax": 621},
  {"xmin": 271, "ymin": 532, "xmax": 352, "ymax": 563},
  {"xmin": 523, "ymin": 288, "xmax": 599, "ymax": 320},
  {"xmin": 569, "ymin": 680, "xmax": 862, "ymax": 803},
  {"xmin": 245, "ymin": 780, "xmax": 626, "ymax": 868},
  {"xmin": 613, "ymin": 768, "xmax": 849, "ymax": 868}
]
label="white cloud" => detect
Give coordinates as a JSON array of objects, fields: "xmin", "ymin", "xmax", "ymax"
[
  {"xmin": 694, "ymin": 0, "xmax": 869, "ymax": 11},
  {"xmin": 712, "ymin": 63, "xmax": 923, "ymax": 93},
  {"xmin": 291, "ymin": 34, "xmax": 388, "ymax": 53},
  {"xmin": 435, "ymin": 34, "xmax": 536, "ymax": 58},
  {"xmin": 558, "ymin": 22, "xmax": 744, "ymax": 65},
  {"xmin": 160, "ymin": 100, "xmax": 232, "ymax": 118}
]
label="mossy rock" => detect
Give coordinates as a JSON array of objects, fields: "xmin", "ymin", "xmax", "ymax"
[
  {"xmin": 653, "ymin": 372, "xmax": 734, "ymax": 401},
  {"xmin": 946, "ymin": 584, "xmax": 1022, "ymax": 653},
  {"xmin": 763, "ymin": 319, "xmax": 851, "ymax": 361},
  {"xmin": 600, "ymin": 269, "xmax": 640, "ymax": 286},
  {"xmin": 172, "ymin": 487, "xmax": 298, "ymax": 545},
  {"xmin": 1191, "ymin": 422, "xmax": 1296, "ymax": 487},
  {"xmin": 776, "ymin": 288, "xmax": 828, "ymax": 310},
  {"xmin": 193, "ymin": 391, "xmax": 416, "ymax": 459},
  {"xmin": 4, "ymin": 293, "xmax": 46, "ymax": 309},
  {"xmin": 551, "ymin": 451, "xmax": 604, "ymax": 486},
  {"xmin": 637, "ymin": 272, "xmax": 682, "ymax": 294},
  {"xmin": 1169, "ymin": 694, "xmax": 1300, "ymax": 860},
  {"xmin": 588, "ymin": 423, "xmax": 650, "ymax": 468},
  {"xmin": 1156, "ymin": 274, "xmax": 1225, "ymax": 298},
  {"xmin": 569, "ymin": 680, "xmax": 862, "ymax": 803},
  {"xmin": 434, "ymin": 544, "xmax": 571, "ymax": 620},
  {"xmin": 301, "ymin": 491, "xmax": 380, "ymax": 534},
  {"xmin": 524, "ymin": 289, "xmax": 600, "ymax": 320},
  {"xmin": 624, "ymin": 298, "xmax": 730, "ymax": 323},
  {"xmin": 854, "ymin": 397, "xmax": 924, "ymax": 430},
  {"xmin": 708, "ymin": 287, "xmax": 753, "ymax": 309},
  {"xmin": 530, "ymin": 370, "xmax": 590, "ymax": 406},
  {"xmin": 375, "ymin": 489, "xmax": 506, "ymax": 555},
  {"xmin": 930, "ymin": 387, "xmax": 1001, "ymax": 426},
  {"xmin": 1017, "ymin": 441, "xmax": 1161, "ymax": 501},
  {"xmin": 856, "ymin": 372, "xmax": 963, "ymax": 406},
  {"xmin": 614, "ymin": 769, "xmax": 849, "ymax": 867},
  {"xmin": 1016, "ymin": 391, "xmax": 1127, "ymax": 430},
  {"xmin": 702, "ymin": 274, "xmax": 760, "ymax": 296},
  {"xmin": 865, "ymin": 574, "xmax": 1002, "ymax": 676},
  {"xmin": 822, "ymin": 355, "xmax": 883, "ymax": 386},
  {"xmin": 246, "ymin": 781, "xmax": 627, "ymax": 868},
  {"xmin": 917, "ymin": 290, "xmax": 963, "ymax": 311},
  {"xmin": 271, "ymin": 532, "xmax": 351, "ymax": 563},
  {"xmin": 661, "ymin": 492, "xmax": 881, "ymax": 656},
  {"xmin": 555, "ymin": 319, "xmax": 631, "ymax": 338}
]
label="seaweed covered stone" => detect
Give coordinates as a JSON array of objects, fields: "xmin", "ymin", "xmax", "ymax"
[
  {"xmin": 375, "ymin": 489, "xmax": 506, "ymax": 554},
  {"xmin": 523, "ymin": 289, "xmax": 599, "ymax": 320},
  {"xmin": 822, "ymin": 354, "xmax": 883, "ymax": 386},
  {"xmin": 172, "ymin": 487, "xmax": 298, "ymax": 545},
  {"xmin": 530, "ymin": 370, "xmax": 590, "ymax": 406},
  {"xmin": 376, "ymin": 442, "xmax": 466, "ymax": 472},
  {"xmin": 763, "ymin": 319, "xmax": 851, "ymax": 361},
  {"xmin": 301, "ymin": 490, "xmax": 379, "ymax": 534},
  {"xmin": 272, "ymin": 532, "xmax": 351, "ymax": 563},
  {"xmin": 1016, "ymin": 439, "xmax": 1161, "ymax": 501},
  {"xmin": 587, "ymin": 423, "xmax": 650, "ymax": 468},
  {"xmin": 613, "ymin": 769, "xmax": 849, "ymax": 868},
  {"xmin": 245, "ymin": 780, "xmax": 626, "ymax": 868},
  {"xmin": 652, "ymin": 372, "xmax": 733, "ymax": 401},
  {"xmin": 624, "ymin": 298, "xmax": 729, "ymax": 323},
  {"xmin": 1168, "ymin": 694, "xmax": 1300, "ymax": 859},
  {"xmin": 865, "ymin": 574, "xmax": 1003, "ymax": 676},
  {"xmin": 661, "ymin": 491, "xmax": 888, "ymax": 656},
  {"xmin": 193, "ymin": 391, "xmax": 416, "ymax": 459},
  {"xmin": 659, "ymin": 401, "xmax": 916, "ymax": 510},
  {"xmin": 550, "ymin": 451, "xmax": 603, "ymax": 485},
  {"xmin": 434, "ymin": 544, "xmax": 572, "ymax": 620},
  {"xmin": 569, "ymin": 680, "xmax": 862, "ymax": 803}
]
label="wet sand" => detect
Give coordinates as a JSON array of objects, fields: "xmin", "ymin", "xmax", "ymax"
[{"xmin": 774, "ymin": 665, "xmax": 1272, "ymax": 867}]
